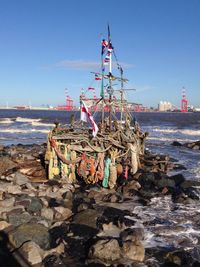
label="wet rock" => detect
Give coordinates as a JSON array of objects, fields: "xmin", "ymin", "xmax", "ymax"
[
  {"xmin": 192, "ymin": 145, "xmax": 200, "ymax": 150},
  {"xmin": 172, "ymin": 163, "xmax": 187, "ymax": 171},
  {"xmin": 120, "ymin": 228, "xmax": 144, "ymax": 243},
  {"xmin": 122, "ymin": 240, "xmax": 145, "ymax": 262},
  {"xmin": 184, "ymin": 180, "xmax": 200, "ymax": 189},
  {"xmin": 18, "ymin": 241, "xmax": 43, "ymax": 265},
  {"xmin": 8, "ymin": 212, "xmax": 32, "ymax": 226},
  {"xmin": 170, "ymin": 173, "xmax": 185, "ymax": 186},
  {"xmin": 171, "ymin": 141, "xmax": 182, "ymax": 146},
  {"xmin": 9, "ymin": 223, "xmax": 50, "ymax": 249},
  {"xmin": 89, "ymin": 239, "xmax": 121, "ymax": 262},
  {"xmin": 164, "ymin": 248, "xmax": 200, "ymax": 267}
]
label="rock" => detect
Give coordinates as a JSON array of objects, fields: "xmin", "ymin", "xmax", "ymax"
[
  {"xmin": 43, "ymin": 242, "xmax": 65, "ymax": 258},
  {"xmin": 0, "ymin": 157, "xmax": 17, "ymax": 176},
  {"xmin": 170, "ymin": 173, "xmax": 185, "ymax": 186},
  {"xmin": 122, "ymin": 240, "xmax": 145, "ymax": 262},
  {"xmin": 97, "ymin": 222, "xmax": 122, "ymax": 238},
  {"xmin": 89, "ymin": 239, "xmax": 121, "ymax": 262},
  {"xmin": 49, "ymin": 223, "xmax": 70, "ymax": 248},
  {"xmin": 165, "ymin": 248, "xmax": 200, "ymax": 266},
  {"xmin": 0, "ymin": 197, "xmax": 15, "ymax": 208},
  {"xmin": 41, "ymin": 208, "xmax": 54, "ymax": 221},
  {"xmin": 120, "ymin": 228, "xmax": 144, "ymax": 243},
  {"xmin": 77, "ymin": 202, "xmax": 90, "ymax": 212},
  {"xmin": 37, "ymin": 220, "xmax": 49, "ymax": 228},
  {"xmin": 54, "ymin": 207, "xmax": 72, "ymax": 221},
  {"xmin": 73, "ymin": 209, "xmax": 101, "ymax": 228},
  {"xmin": 102, "ymin": 192, "xmax": 123, "ymax": 203},
  {"xmin": 15, "ymin": 198, "xmax": 32, "ymax": 208},
  {"xmin": 9, "ymin": 223, "xmax": 50, "ymax": 249},
  {"xmin": 193, "ymin": 145, "xmax": 200, "ymax": 150},
  {"xmin": 8, "ymin": 212, "xmax": 32, "ymax": 226},
  {"xmin": 0, "ymin": 220, "xmax": 11, "ymax": 230},
  {"xmin": 19, "ymin": 241, "xmax": 43, "ymax": 265},
  {"xmin": 27, "ymin": 197, "xmax": 43, "ymax": 213},
  {"xmin": 97, "ymin": 207, "xmax": 134, "ymax": 229},
  {"xmin": 1, "ymin": 205, "xmax": 25, "ymax": 220},
  {"xmin": 14, "ymin": 172, "xmax": 29, "ymax": 185},
  {"xmin": 171, "ymin": 141, "xmax": 182, "ymax": 146},
  {"xmin": 7, "ymin": 184, "xmax": 22, "ymax": 195}
]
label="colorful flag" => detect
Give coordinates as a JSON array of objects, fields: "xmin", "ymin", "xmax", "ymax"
[
  {"xmin": 95, "ymin": 74, "xmax": 101, "ymax": 80},
  {"xmin": 101, "ymin": 39, "xmax": 108, "ymax": 55},
  {"xmin": 104, "ymin": 52, "xmax": 110, "ymax": 65},
  {"xmin": 80, "ymin": 100, "xmax": 99, "ymax": 137}
]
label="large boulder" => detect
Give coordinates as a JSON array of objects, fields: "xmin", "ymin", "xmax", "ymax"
[
  {"xmin": 8, "ymin": 212, "xmax": 32, "ymax": 226},
  {"xmin": 9, "ymin": 223, "xmax": 50, "ymax": 249},
  {"xmin": 122, "ymin": 240, "xmax": 145, "ymax": 262},
  {"xmin": 73, "ymin": 209, "xmax": 102, "ymax": 229},
  {"xmin": 89, "ymin": 239, "xmax": 121, "ymax": 262}
]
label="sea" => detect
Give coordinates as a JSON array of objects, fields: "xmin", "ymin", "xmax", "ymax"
[{"xmin": 0, "ymin": 109, "xmax": 200, "ymax": 261}]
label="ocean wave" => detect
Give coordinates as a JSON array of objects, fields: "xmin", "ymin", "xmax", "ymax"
[
  {"xmin": 147, "ymin": 136, "xmax": 195, "ymax": 142},
  {"xmin": 193, "ymin": 163, "xmax": 200, "ymax": 178},
  {"xmin": 152, "ymin": 128, "xmax": 200, "ymax": 136},
  {"xmin": 0, "ymin": 128, "xmax": 49, "ymax": 134},
  {"xmin": 0, "ymin": 118, "xmax": 14, "ymax": 124},
  {"xmin": 31, "ymin": 121, "xmax": 55, "ymax": 127},
  {"xmin": 15, "ymin": 117, "xmax": 41, "ymax": 123}
]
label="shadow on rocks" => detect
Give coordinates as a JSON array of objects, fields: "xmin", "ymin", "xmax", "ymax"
[{"xmin": 0, "ymin": 230, "xmax": 31, "ymax": 267}]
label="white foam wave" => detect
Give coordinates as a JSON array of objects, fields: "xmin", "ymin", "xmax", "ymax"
[
  {"xmin": 31, "ymin": 121, "xmax": 54, "ymax": 127},
  {"xmin": 0, "ymin": 128, "xmax": 49, "ymax": 134},
  {"xmin": 153, "ymin": 128, "xmax": 200, "ymax": 136},
  {"xmin": 15, "ymin": 117, "xmax": 41, "ymax": 123},
  {"xmin": 147, "ymin": 136, "xmax": 193, "ymax": 142},
  {"xmin": 0, "ymin": 118, "xmax": 14, "ymax": 124},
  {"xmin": 193, "ymin": 163, "xmax": 200, "ymax": 178}
]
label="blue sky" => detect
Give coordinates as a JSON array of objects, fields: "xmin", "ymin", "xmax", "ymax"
[{"xmin": 0, "ymin": 0, "xmax": 200, "ymax": 108}]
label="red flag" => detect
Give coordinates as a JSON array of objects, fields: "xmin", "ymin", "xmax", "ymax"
[{"xmin": 95, "ymin": 74, "xmax": 101, "ymax": 80}]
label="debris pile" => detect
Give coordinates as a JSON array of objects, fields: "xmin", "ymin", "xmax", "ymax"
[{"xmin": 45, "ymin": 119, "xmax": 150, "ymax": 187}]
